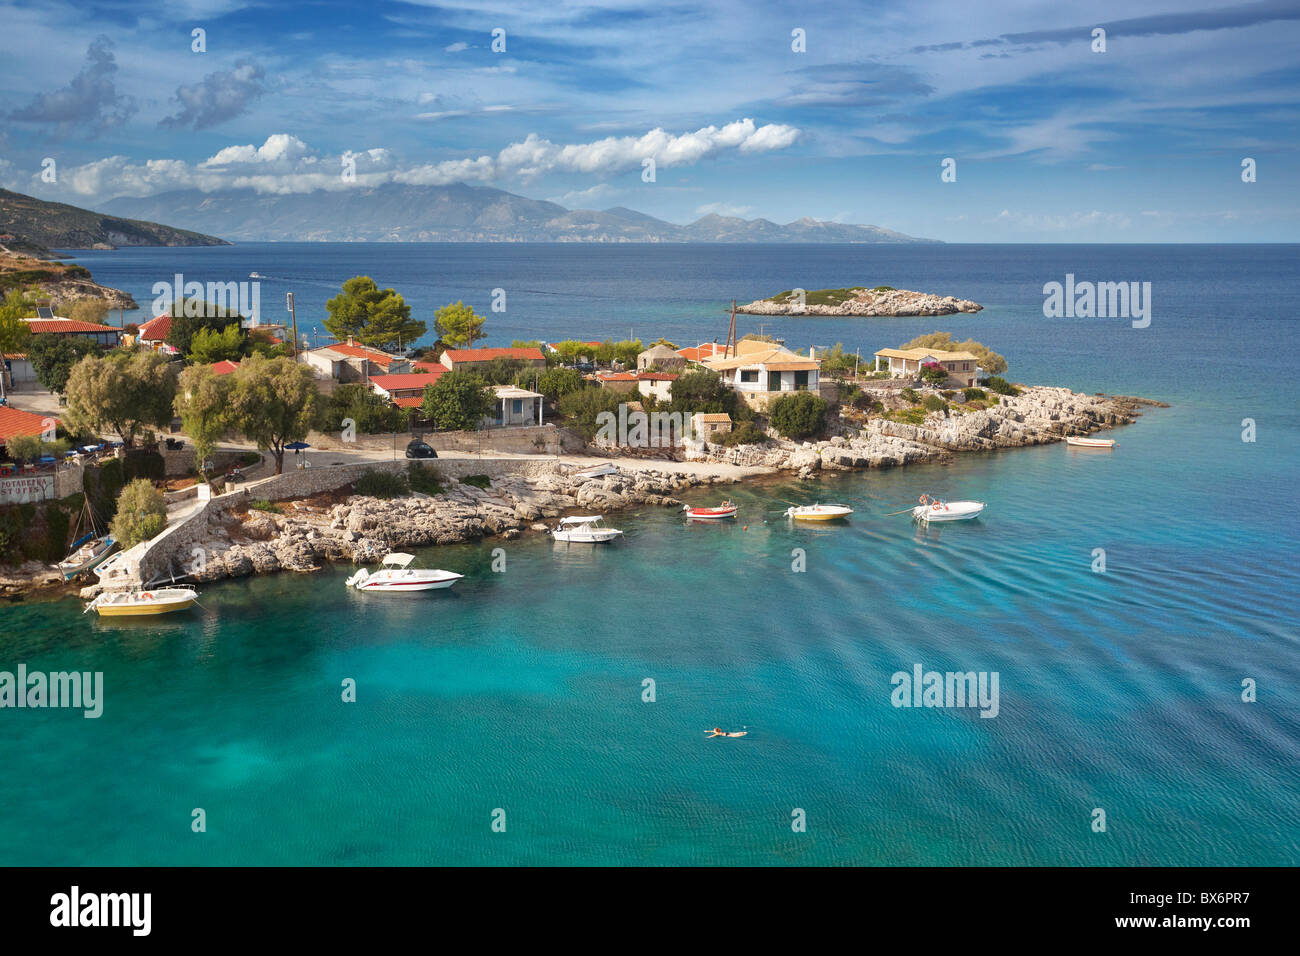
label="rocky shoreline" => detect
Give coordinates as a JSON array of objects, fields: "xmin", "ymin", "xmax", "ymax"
[{"xmin": 740, "ymin": 286, "xmax": 982, "ymax": 317}]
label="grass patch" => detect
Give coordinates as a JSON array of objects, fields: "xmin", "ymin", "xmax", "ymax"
[
  {"xmin": 461, "ymin": 474, "xmax": 492, "ymax": 489},
  {"xmin": 407, "ymin": 463, "xmax": 445, "ymax": 496},
  {"xmin": 249, "ymin": 499, "xmax": 282, "ymax": 514},
  {"xmin": 885, "ymin": 408, "xmax": 927, "ymax": 426},
  {"xmin": 354, "ymin": 469, "xmax": 408, "ymax": 499}
]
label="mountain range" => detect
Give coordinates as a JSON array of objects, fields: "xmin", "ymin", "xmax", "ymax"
[
  {"xmin": 99, "ymin": 182, "xmax": 938, "ymax": 243},
  {"xmin": 0, "ymin": 189, "xmax": 227, "ymax": 250}
]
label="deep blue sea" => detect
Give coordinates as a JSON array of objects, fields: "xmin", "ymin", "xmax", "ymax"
[{"xmin": 2, "ymin": 243, "xmax": 1296, "ymax": 865}]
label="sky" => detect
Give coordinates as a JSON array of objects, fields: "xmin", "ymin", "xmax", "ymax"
[{"xmin": 1, "ymin": 0, "xmax": 1298, "ymax": 241}]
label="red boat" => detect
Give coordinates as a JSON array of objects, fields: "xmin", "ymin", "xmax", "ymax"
[{"xmin": 683, "ymin": 501, "xmax": 738, "ymax": 520}]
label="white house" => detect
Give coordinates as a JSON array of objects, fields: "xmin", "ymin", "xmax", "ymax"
[
  {"xmin": 636, "ymin": 372, "xmax": 677, "ymax": 402},
  {"xmin": 485, "ymin": 385, "xmax": 544, "ymax": 427},
  {"xmin": 704, "ymin": 341, "xmax": 821, "ymax": 408},
  {"xmin": 872, "ymin": 348, "xmax": 980, "ymax": 387}
]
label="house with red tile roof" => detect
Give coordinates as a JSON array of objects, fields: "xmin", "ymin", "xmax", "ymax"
[
  {"xmin": 136, "ymin": 313, "xmax": 173, "ymax": 347},
  {"xmin": 677, "ymin": 342, "xmax": 729, "ymax": 363},
  {"xmin": 439, "ymin": 347, "xmax": 546, "ymax": 371},
  {"xmin": 211, "ymin": 360, "xmax": 241, "ymax": 376},
  {"xmin": 368, "ymin": 369, "xmax": 446, "ymax": 408},
  {"xmin": 0, "ymin": 406, "xmax": 56, "ymax": 452},
  {"xmin": 22, "ymin": 315, "xmax": 120, "ymax": 348},
  {"xmin": 595, "ymin": 371, "xmax": 638, "ymax": 394},
  {"xmin": 302, "ymin": 340, "xmax": 412, "ymax": 384},
  {"xmin": 636, "ymin": 371, "xmax": 678, "ymax": 402}
]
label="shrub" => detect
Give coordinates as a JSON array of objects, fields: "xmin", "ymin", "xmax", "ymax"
[
  {"xmin": 5, "ymin": 433, "xmax": 42, "ymax": 463},
  {"xmin": 919, "ymin": 363, "xmax": 949, "ymax": 386},
  {"xmin": 923, "ymin": 395, "xmax": 949, "ymax": 413},
  {"xmin": 110, "ymin": 478, "xmax": 168, "ymax": 547},
  {"xmin": 768, "ymin": 391, "xmax": 828, "ymax": 440},
  {"xmin": 249, "ymin": 499, "xmax": 282, "ymax": 514},
  {"xmin": 886, "ymin": 408, "xmax": 927, "ymax": 426},
  {"xmin": 901, "ymin": 387, "xmax": 920, "ymax": 404},
  {"xmin": 963, "ymin": 387, "xmax": 987, "ymax": 402},
  {"xmin": 461, "ymin": 474, "xmax": 491, "ymax": 489},
  {"xmin": 940, "ymin": 390, "xmax": 956, "ymax": 400},
  {"xmin": 353, "ymin": 469, "xmax": 408, "ymax": 499},
  {"xmin": 321, "ymin": 383, "xmax": 407, "ymax": 434},
  {"xmin": 407, "ymin": 463, "xmax": 445, "ymax": 496},
  {"xmin": 872, "ymin": 285, "xmax": 896, "ymax": 292},
  {"xmin": 536, "ymin": 366, "xmax": 585, "ymax": 400},
  {"xmin": 983, "ymin": 376, "xmax": 1020, "ymax": 396},
  {"xmin": 557, "ymin": 386, "xmax": 625, "ymax": 441},
  {"xmin": 720, "ymin": 422, "xmax": 769, "ymax": 446}
]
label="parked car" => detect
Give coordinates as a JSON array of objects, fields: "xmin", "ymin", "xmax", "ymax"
[{"xmin": 405, "ymin": 439, "xmax": 437, "ymax": 459}]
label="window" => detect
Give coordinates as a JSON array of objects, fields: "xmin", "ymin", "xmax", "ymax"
[
  {"xmin": 739, "ymin": 369, "xmax": 759, "ymax": 383},
  {"xmin": 794, "ymin": 370, "xmax": 809, "ymax": 389},
  {"xmin": 512, "ymin": 399, "xmax": 523, "ymax": 415}
]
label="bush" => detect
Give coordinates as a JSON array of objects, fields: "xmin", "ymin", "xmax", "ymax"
[
  {"xmin": 886, "ymin": 408, "xmax": 927, "ymax": 425},
  {"xmin": 983, "ymin": 376, "xmax": 1020, "ymax": 396},
  {"xmin": 940, "ymin": 390, "xmax": 956, "ymax": 400},
  {"xmin": 249, "ymin": 499, "xmax": 282, "ymax": 514},
  {"xmin": 321, "ymin": 383, "xmax": 407, "ymax": 434},
  {"xmin": 461, "ymin": 474, "xmax": 491, "ymax": 489},
  {"xmin": 872, "ymin": 285, "xmax": 896, "ymax": 292},
  {"xmin": 4, "ymin": 433, "xmax": 43, "ymax": 463},
  {"xmin": 110, "ymin": 478, "xmax": 168, "ymax": 547},
  {"xmin": 768, "ymin": 391, "xmax": 828, "ymax": 440},
  {"xmin": 720, "ymin": 422, "xmax": 769, "ymax": 446},
  {"xmin": 963, "ymin": 387, "xmax": 987, "ymax": 402},
  {"xmin": 901, "ymin": 387, "xmax": 920, "ymax": 404},
  {"xmin": 421, "ymin": 371, "xmax": 495, "ymax": 431},
  {"xmin": 353, "ymin": 469, "xmax": 408, "ymax": 499},
  {"xmin": 919, "ymin": 363, "xmax": 949, "ymax": 386},
  {"xmin": 923, "ymin": 395, "xmax": 949, "ymax": 413},
  {"xmin": 536, "ymin": 366, "xmax": 585, "ymax": 400},
  {"xmin": 556, "ymin": 386, "xmax": 625, "ymax": 441},
  {"xmin": 407, "ymin": 463, "xmax": 445, "ymax": 496}
]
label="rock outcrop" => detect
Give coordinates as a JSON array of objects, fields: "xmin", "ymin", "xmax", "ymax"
[{"xmin": 740, "ymin": 287, "xmax": 982, "ymax": 317}]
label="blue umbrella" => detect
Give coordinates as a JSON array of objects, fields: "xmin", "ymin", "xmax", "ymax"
[
  {"xmin": 39, "ymin": 456, "xmax": 56, "ymax": 463},
  {"xmin": 285, "ymin": 441, "xmax": 311, "ymax": 450}
]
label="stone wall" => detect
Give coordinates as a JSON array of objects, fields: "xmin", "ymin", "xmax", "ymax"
[{"xmin": 307, "ymin": 423, "xmax": 581, "ymax": 457}]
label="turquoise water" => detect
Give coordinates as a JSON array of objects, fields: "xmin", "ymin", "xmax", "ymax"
[{"xmin": 2, "ymin": 244, "xmax": 1297, "ymax": 865}]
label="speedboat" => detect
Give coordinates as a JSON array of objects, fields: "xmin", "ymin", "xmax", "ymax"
[
  {"xmin": 683, "ymin": 501, "xmax": 738, "ymax": 520},
  {"xmin": 85, "ymin": 588, "xmax": 198, "ymax": 617},
  {"xmin": 345, "ymin": 552, "xmax": 463, "ymax": 591},
  {"xmin": 913, "ymin": 495, "xmax": 985, "ymax": 523},
  {"xmin": 573, "ymin": 463, "xmax": 619, "ymax": 480},
  {"xmin": 551, "ymin": 515, "xmax": 623, "ymax": 543},
  {"xmin": 785, "ymin": 504, "xmax": 853, "ymax": 521},
  {"xmin": 56, "ymin": 534, "xmax": 117, "ymax": 579},
  {"xmin": 1065, "ymin": 436, "xmax": 1116, "ymax": 448}
]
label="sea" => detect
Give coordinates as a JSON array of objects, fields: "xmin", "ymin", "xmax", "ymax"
[{"xmin": 1, "ymin": 243, "xmax": 1296, "ymax": 865}]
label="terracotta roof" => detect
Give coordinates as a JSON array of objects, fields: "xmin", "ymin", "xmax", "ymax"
[
  {"xmin": 137, "ymin": 314, "xmax": 172, "ymax": 341},
  {"xmin": 677, "ymin": 343, "xmax": 728, "ymax": 361},
  {"xmin": 392, "ymin": 395, "xmax": 425, "ymax": 408},
  {"xmin": 637, "ymin": 372, "xmax": 678, "ymax": 381},
  {"xmin": 312, "ymin": 341, "xmax": 404, "ymax": 368},
  {"xmin": 692, "ymin": 413, "xmax": 732, "ymax": 422},
  {"xmin": 369, "ymin": 370, "xmax": 445, "ymax": 392},
  {"xmin": 597, "ymin": 372, "xmax": 638, "ymax": 382},
  {"xmin": 22, "ymin": 317, "xmax": 119, "ymax": 335},
  {"xmin": 442, "ymin": 347, "xmax": 545, "ymax": 363},
  {"xmin": 0, "ymin": 406, "xmax": 55, "ymax": 444},
  {"xmin": 211, "ymin": 360, "xmax": 240, "ymax": 375}
]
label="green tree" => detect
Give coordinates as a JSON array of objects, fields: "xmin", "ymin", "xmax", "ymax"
[
  {"xmin": 421, "ymin": 370, "xmax": 494, "ymax": 431},
  {"xmin": 226, "ymin": 355, "xmax": 322, "ymax": 475},
  {"xmin": 899, "ymin": 332, "xmax": 1007, "ymax": 375},
  {"xmin": 26, "ymin": 332, "xmax": 104, "ymax": 393},
  {"xmin": 64, "ymin": 350, "xmax": 178, "ymax": 446},
  {"xmin": 188, "ymin": 323, "xmax": 247, "ymax": 363},
  {"xmin": 475, "ymin": 357, "xmax": 526, "ymax": 385},
  {"xmin": 433, "ymin": 300, "xmax": 487, "ymax": 349},
  {"xmin": 325, "ymin": 277, "xmax": 425, "ymax": 349},
  {"xmin": 819, "ymin": 343, "xmax": 859, "ymax": 377},
  {"xmin": 536, "ymin": 366, "xmax": 584, "ymax": 400},
  {"xmin": 5, "ymin": 433, "xmax": 42, "ymax": 463},
  {"xmin": 164, "ymin": 300, "xmax": 243, "ymax": 356},
  {"xmin": 320, "ymin": 383, "xmax": 407, "ymax": 434},
  {"xmin": 110, "ymin": 478, "xmax": 168, "ymax": 547},
  {"xmin": 0, "ymin": 289, "xmax": 35, "ymax": 393},
  {"xmin": 556, "ymin": 386, "xmax": 625, "ymax": 442},
  {"xmin": 174, "ymin": 365, "xmax": 232, "ymax": 473},
  {"xmin": 668, "ymin": 369, "xmax": 745, "ymax": 418},
  {"xmin": 769, "ymin": 391, "xmax": 828, "ymax": 440},
  {"xmin": 68, "ymin": 299, "xmax": 111, "ymax": 326}
]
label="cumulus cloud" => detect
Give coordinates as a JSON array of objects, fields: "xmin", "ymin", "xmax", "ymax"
[
  {"xmin": 43, "ymin": 120, "xmax": 802, "ymax": 200},
  {"xmin": 161, "ymin": 61, "xmax": 267, "ymax": 130},
  {"xmin": 444, "ymin": 41, "xmax": 469, "ymax": 52},
  {"xmin": 8, "ymin": 36, "xmax": 136, "ymax": 135}
]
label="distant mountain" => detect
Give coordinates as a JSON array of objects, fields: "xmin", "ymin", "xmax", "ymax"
[
  {"xmin": 100, "ymin": 183, "xmax": 938, "ymax": 243},
  {"xmin": 0, "ymin": 189, "xmax": 229, "ymax": 250}
]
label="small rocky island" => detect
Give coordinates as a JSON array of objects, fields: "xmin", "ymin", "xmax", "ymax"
[{"xmin": 741, "ymin": 286, "xmax": 982, "ymax": 316}]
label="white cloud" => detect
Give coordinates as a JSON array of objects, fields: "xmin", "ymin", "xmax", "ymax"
[{"xmin": 444, "ymin": 41, "xmax": 468, "ymax": 52}]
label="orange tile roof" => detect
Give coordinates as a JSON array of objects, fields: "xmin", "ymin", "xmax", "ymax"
[
  {"xmin": 0, "ymin": 406, "xmax": 56, "ymax": 444},
  {"xmin": 211, "ymin": 360, "xmax": 240, "ymax": 375},
  {"xmin": 137, "ymin": 314, "xmax": 172, "ymax": 341},
  {"xmin": 598, "ymin": 372, "xmax": 638, "ymax": 382},
  {"xmin": 392, "ymin": 395, "xmax": 425, "ymax": 408},
  {"xmin": 443, "ymin": 347, "xmax": 545, "ymax": 363},
  {"xmin": 23, "ymin": 318, "xmax": 119, "ymax": 335},
  {"xmin": 637, "ymin": 372, "xmax": 678, "ymax": 381},
  {"xmin": 369, "ymin": 370, "xmax": 445, "ymax": 391},
  {"xmin": 313, "ymin": 341, "xmax": 404, "ymax": 369},
  {"xmin": 677, "ymin": 343, "xmax": 728, "ymax": 361}
]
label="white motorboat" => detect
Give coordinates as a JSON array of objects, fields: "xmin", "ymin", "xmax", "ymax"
[
  {"xmin": 785, "ymin": 503, "xmax": 853, "ymax": 522},
  {"xmin": 85, "ymin": 587, "xmax": 198, "ymax": 617},
  {"xmin": 573, "ymin": 463, "xmax": 619, "ymax": 480},
  {"xmin": 913, "ymin": 495, "xmax": 985, "ymax": 523},
  {"xmin": 345, "ymin": 552, "xmax": 463, "ymax": 592},
  {"xmin": 551, "ymin": 515, "xmax": 623, "ymax": 543},
  {"xmin": 1065, "ymin": 436, "xmax": 1117, "ymax": 448}
]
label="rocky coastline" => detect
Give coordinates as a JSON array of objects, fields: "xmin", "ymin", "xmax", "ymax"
[{"xmin": 740, "ymin": 286, "xmax": 982, "ymax": 316}]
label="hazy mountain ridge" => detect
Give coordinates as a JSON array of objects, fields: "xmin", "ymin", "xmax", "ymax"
[
  {"xmin": 0, "ymin": 189, "xmax": 229, "ymax": 250},
  {"xmin": 100, "ymin": 183, "xmax": 939, "ymax": 243}
]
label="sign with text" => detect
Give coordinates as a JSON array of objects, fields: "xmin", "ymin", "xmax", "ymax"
[{"xmin": 0, "ymin": 475, "xmax": 54, "ymax": 504}]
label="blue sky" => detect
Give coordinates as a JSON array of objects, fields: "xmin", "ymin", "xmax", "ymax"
[{"xmin": 2, "ymin": 0, "xmax": 1298, "ymax": 240}]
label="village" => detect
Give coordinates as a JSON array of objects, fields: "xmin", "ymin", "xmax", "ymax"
[{"xmin": 0, "ymin": 276, "xmax": 1150, "ymax": 601}]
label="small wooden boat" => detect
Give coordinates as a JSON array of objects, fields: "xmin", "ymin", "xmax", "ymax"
[
  {"xmin": 551, "ymin": 515, "xmax": 623, "ymax": 543},
  {"xmin": 785, "ymin": 504, "xmax": 853, "ymax": 521},
  {"xmin": 346, "ymin": 552, "xmax": 462, "ymax": 592},
  {"xmin": 56, "ymin": 533, "xmax": 117, "ymax": 579},
  {"xmin": 85, "ymin": 588, "xmax": 199, "ymax": 617},
  {"xmin": 913, "ymin": 495, "xmax": 985, "ymax": 523},
  {"xmin": 1065, "ymin": 436, "xmax": 1116, "ymax": 448},
  {"xmin": 573, "ymin": 463, "xmax": 619, "ymax": 480},
  {"xmin": 683, "ymin": 501, "xmax": 738, "ymax": 520}
]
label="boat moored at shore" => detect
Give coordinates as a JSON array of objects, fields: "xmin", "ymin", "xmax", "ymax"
[
  {"xmin": 785, "ymin": 504, "xmax": 853, "ymax": 521},
  {"xmin": 551, "ymin": 515, "xmax": 623, "ymax": 543},
  {"xmin": 1065, "ymin": 436, "xmax": 1117, "ymax": 448},
  {"xmin": 683, "ymin": 501, "xmax": 738, "ymax": 520},
  {"xmin": 345, "ymin": 553, "xmax": 463, "ymax": 592},
  {"xmin": 85, "ymin": 588, "xmax": 199, "ymax": 617}
]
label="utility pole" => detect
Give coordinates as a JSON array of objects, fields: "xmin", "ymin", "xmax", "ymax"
[
  {"xmin": 723, "ymin": 300, "xmax": 738, "ymax": 358},
  {"xmin": 286, "ymin": 292, "xmax": 298, "ymax": 358}
]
